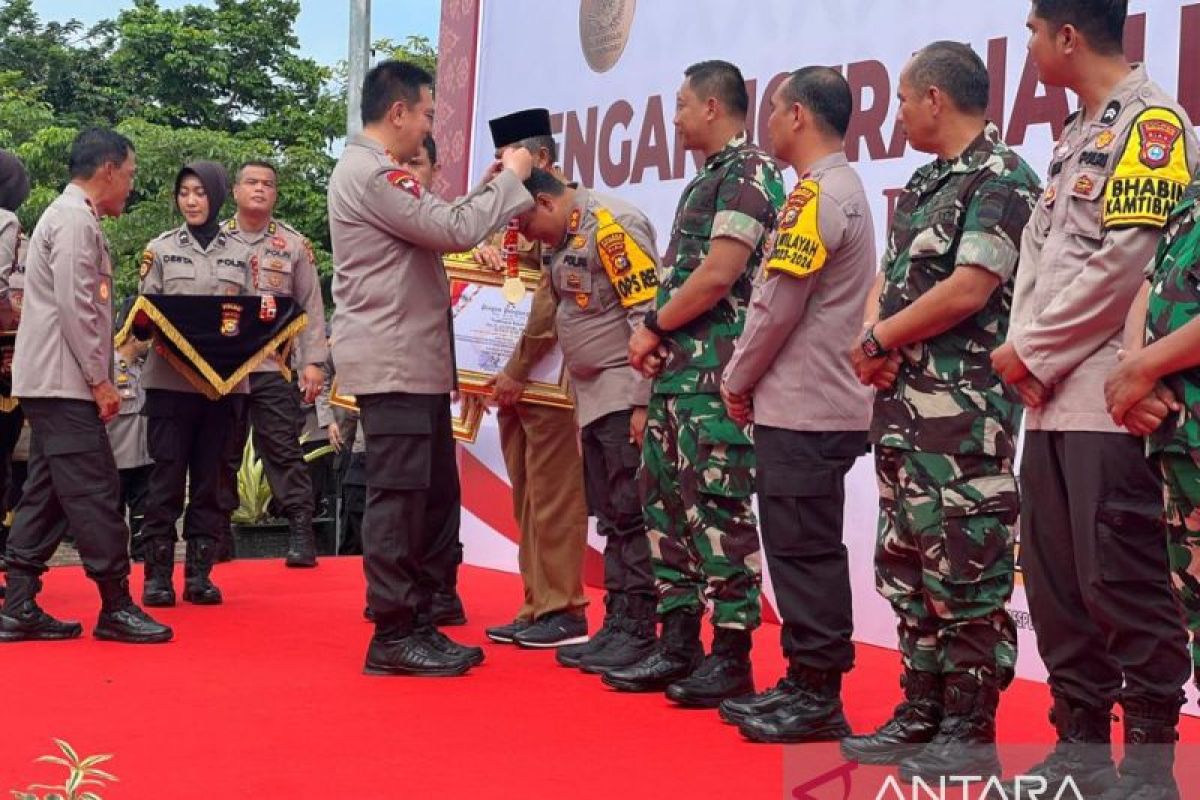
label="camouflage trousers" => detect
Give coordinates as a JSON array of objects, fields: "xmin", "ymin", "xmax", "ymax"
[
  {"xmin": 1161, "ymin": 451, "xmax": 1200, "ymax": 685},
  {"xmin": 874, "ymin": 446, "xmax": 1018, "ymax": 681},
  {"xmin": 641, "ymin": 393, "xmax": 762, "ymax": 629}
]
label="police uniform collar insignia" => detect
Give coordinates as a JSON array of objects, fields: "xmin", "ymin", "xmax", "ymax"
[
  {"xmin": 1100, "ymin": 100, "xmax": 1122, "ymax": 126},
  {"xmin": 268, "ymin": 220, "xmax": 277, "ymax": 236},
  {"xmin": 568, "ymin": 208, "xmax": 582, "ymax": 234},
  {"xmin": 226, "ymin": 218, "xmax": 238, "ymax": 232},
  {"xmin": 178, "ymin": 229, "xmax": 191, "ymax": 246}
]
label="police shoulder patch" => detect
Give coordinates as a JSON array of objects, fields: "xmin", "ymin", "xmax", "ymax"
[
  {"xmin": 1103, "ymin": 106, "xmax": 1190, "ymax": 229},
  {"xmin": 386, "ymin": 169, "xmax": 422, "ymax": 198},
  {"xmin": 593, "ymin": 208, "xmax": 657, "ymax": 308},
  {"xmin": 139, "ymin": 249, "xmax": 155, "ymax": 279},
  {"xmin": 764, "ymin": 179, "xmax": 827, "ymax": 278}
]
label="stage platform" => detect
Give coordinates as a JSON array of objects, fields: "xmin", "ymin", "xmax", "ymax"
[{"xmin": 1, "ymin": 557, "xmax": 1195, "ymax": 798}]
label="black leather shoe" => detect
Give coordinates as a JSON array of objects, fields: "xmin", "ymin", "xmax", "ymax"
[
  {"xmin": 142, "ymin": 539, "xmax": 176, "ymax": 607},
  {"xmin": 0, "ymin": 603, "xmax": 83, "ymax": 641},
  {"xmin": 558, "ymin": 594, "xmax": 624, "ymax": 668},
  {"xmin": 431, "ymin": 591, "xmax": 467, "ymax": 626},
  {"xmin": 485, "ymin": 618, "xmax": 533, "ymax": 644},
  {"xmin": 665, "ymin": 628, "xmax": 753, "ymax": 708},
  {"xmin": 738, "ymin": 667, "xmax": 851, "ymax": 743},
  {"xmin": 416, "ymin": 625, "xmax": 484, "ymax": 667},
  {"xmin": 284, "ymin": 511, "xmax": 318, "ymax": 568},
  {"xmin": 898, "ymin": 672, "xmax": 1002, "ymax": 782},
  {"xmin": 601, "ymin": 607, "xmax": 702, "ymax": 692},
  {"xmin": 363, "ymin": 633, "xmax": 474, "ymax": 677},
  {"xmin": 95, "ymin": 605, "xmax": 173, "ymax": 644},
  {"xmin": 94, "ymin": 578, "xmax": 173, "ymax": 644},
  {"xmin": 719, "ymin": 677, "xmax": 802, "ymax": 725},
  {"xmin": 841, "ymin": 669, "xmax": 942, "ymax": 764},
  {"xmin": 579, "ymin": 619, "xmax": 656, "ymax": 674},
  {"xmin": 602, "ymin": 643, "xmax": 702, "ymax": 692},
  {"xmin": 513, "ymin": 611, "xmax": 588, "ymax": 649}
]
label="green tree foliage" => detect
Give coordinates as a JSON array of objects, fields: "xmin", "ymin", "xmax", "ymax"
[{"xmin": 0, "ymin": 0, "xmax": 421, "ymax": 307}]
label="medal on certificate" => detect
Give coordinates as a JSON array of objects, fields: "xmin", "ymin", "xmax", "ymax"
[{"xmin": 501, "ymin": 218, "xmax": 525, "ymax": 304}]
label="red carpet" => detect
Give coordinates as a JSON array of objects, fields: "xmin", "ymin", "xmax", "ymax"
[{"xmin": 0, "ymin": 558, "xmax": 1196, "ymax": 799}]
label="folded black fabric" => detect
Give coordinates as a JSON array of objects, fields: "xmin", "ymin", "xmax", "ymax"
[{"xmin": 117, "ymin": 294, "xmax": 307, "ymax": 399}]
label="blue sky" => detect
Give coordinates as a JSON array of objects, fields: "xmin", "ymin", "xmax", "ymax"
[{"xmin": 30, "ymin": 0, "xmax": 442, "ymax": 67}]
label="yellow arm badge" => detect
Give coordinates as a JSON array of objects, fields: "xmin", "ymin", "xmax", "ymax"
[
  {"xmin": 139, "ymin": 249, "xmax": 154, "ymax": 279},
  {"xmin": 1103, "ymin": 107, "xmax": 1190, "ymax": 229},
  {"xmin": 765, "ymin": 179, "xmax": 827, "ymax": 278},
  {"xmin": 593, "ymin": 208, "xmax": 658, "ymax": 308}
]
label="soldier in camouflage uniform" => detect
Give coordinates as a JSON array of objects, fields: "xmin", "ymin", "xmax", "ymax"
[
  {"xmin": 1106, "ymin": 173, "xmax": 1200, "ymax": 691},
  {"xmin": 842, "ymin": 43, "xmax": 1039, "ymax": 781},
  {"xmin": 603, "ymin": 60, "xmax": 785, "ymax": 707}
]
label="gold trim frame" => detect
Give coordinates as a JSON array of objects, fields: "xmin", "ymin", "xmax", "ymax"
[
  {"xmin": 443, "ymin": 253, "xmax": 573, "ymax": 409},
  {"xmin": 328, "ymin": 379, "xmax": 485, "ymax": 444}
]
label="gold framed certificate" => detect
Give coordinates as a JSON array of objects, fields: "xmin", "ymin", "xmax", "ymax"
[
  {"xmin": 443, "ymin": 253, "xmax": 572, "ymax": 409},
  {"xmin": 327, "ymin": 379, "xmax": 486, "ymax": 444}
]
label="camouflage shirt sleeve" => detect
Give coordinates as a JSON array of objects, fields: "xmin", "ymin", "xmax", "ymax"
[
  {"xmin": 955, "ymin": 177, "xmax": 1033, "ymax": 283},
  {"xmin": 711, "ymin": 154, "xmax": 778, "ymax": 251}
]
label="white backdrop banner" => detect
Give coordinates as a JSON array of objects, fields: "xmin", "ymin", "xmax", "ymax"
[{"xmin": 456, "ymin": 0, "xmax": 1200, "ymax": 712}]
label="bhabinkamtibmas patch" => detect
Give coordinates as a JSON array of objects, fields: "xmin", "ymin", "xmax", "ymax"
[
  {"xmin": 765, "ymin": 179, "xmax": 827, "ymax": 278},
  {"xmin": 594, "ymin": 208, "xmax": 657, "ymax": 307},
  {"xmin": 1103, "ymin": 107, "xmax": 1190, "ymax": 228}
]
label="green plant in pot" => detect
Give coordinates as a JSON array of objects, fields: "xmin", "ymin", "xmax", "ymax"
[{"xmin": 231, "ymin": 432, "xmax": 336, "ymax": 558}]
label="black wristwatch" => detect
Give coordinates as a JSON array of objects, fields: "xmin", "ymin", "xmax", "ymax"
[
  {"xmin": 643, "ymin": 309, "xmax": 669, "ymax": 338},
  {"xmin": 860, "ymin": 325, "xmax": 886, "ymax": 359}
]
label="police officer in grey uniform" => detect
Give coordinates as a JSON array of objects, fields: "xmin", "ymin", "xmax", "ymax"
[
  {"xmin": 511, "ymin": 167, "xmax": 660, "ymax": 669},
  {"xmin": 138, "ymin": 161, "xmax": 255, "ymax": 608},
  {"xmin": 225, "ymin": 160, "xmax": 327, "ymax": 567},
  {"xmin": 992, "ymin": 5, "xmax": 1198, "ymax": 795},
  {"xmin": 109, "ymin": 301, "xmax": 153, "ymax": 558},
  {"xmin": 720, "ymin": 67, "xmax": 875, "ymax": 742},
  {"xmin": 0, "ymin": 127, "xmax": 171, "ymax": 644},
  {"xmin": 0, "ymin": 149, "xmax": 30, "ymax": 594},
  {"xmin": 328, "ymin": 60, "xmax": 534, "ymax": 677}
]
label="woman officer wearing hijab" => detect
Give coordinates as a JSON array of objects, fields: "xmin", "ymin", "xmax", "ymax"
[
  {"xmin": 135, "ymin": 162, "xmax": 256, "ymax": 608},
  {"xmin": 0, "ymin": 150, "xmax": 31, "ymax": 599}
]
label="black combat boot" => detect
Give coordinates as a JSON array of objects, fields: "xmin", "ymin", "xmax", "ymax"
[
  {"xmin": 558, "ymin": 593, "xmax": 624, "ymax": 668},
  {"xmin": 364, "ymin": 616, "xmax": 475, "ymax": 677},
  {"xmin": 141, "ymin": 538, "xmax": 176, "ymax": 607},
  {"xmin": 182, "ymin": 538, "xmax": 222, "ymax": 605},
  {"xmin": 1006, "ymin": 695, "xmax": 1116, "ymax": 797},
  {"xmin": 1097, "ymin": 697, "xmax": 1182, "ymax": 800},
  {"xmin": 840, "ymin": 669, "xmax": 943, "ymax": 764},
  {"xmin": 94, "ymin": 578, "xmax": 173, "ymax": 644},
  {"xmin": 284, "ymin": 510, "xmax": 318, "ymax": 568},
  {"xmin": 736, "ymin": 665, "xmax": 851, "ymax": 743},
  {"xmin": 898, "ymin": 671, "xmax": 1002, "ymax": 782},
  {"xmin": 601, "ymin": 606, "xmax": 702, "ymax": 692},
  {"xmin": 665, "ymin": 626, "xmax": 754, "ymax": 708},
  {"xmin": 0, "ymin": 571, "xmax": 82, "ymax": 641},
  {"xmin": 579, "ymin": 593, "xmax": 657, "ymax": 674}
]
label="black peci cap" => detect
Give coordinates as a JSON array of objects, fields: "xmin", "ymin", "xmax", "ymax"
[{"xmin": 489, "ymin": 108, "xmax": 552, "ymax": 149}]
